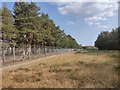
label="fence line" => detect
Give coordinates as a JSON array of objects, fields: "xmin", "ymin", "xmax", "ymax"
[{"xmin": 1, "ymin": 44, "xmax": 77, "ymax": 64}]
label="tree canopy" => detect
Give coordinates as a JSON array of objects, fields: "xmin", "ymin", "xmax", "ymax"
[
  {"xmin": 2, "ymin": 4, "xmax": 18, "ymax": 48},
  {"xmin": 1, "ymin": 2, "xmax": 81, "ymax": 49},
  {"xmin": 95, "ymin": 27, "xmax": 120, "ymax": 50}
]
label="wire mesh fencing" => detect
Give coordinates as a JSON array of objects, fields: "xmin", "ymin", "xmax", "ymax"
[{"xmin": 1, "ymin": 44, "xmax": 75, "ymax": 64}]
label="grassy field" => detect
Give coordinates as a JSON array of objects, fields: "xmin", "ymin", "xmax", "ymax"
[{"xmin": 2, "ymin": 50, "xmax": 119, "ymax": 88}]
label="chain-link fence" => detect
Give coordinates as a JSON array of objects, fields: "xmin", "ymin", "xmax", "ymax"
[{"xmin": 1, "ymin": 44, "xmax": 76, "ymax": 64}]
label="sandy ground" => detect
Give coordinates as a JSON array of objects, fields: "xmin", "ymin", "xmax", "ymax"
[
  {"xmin": 2, "ymin": 51, "xmax": 118, "ymax": 88},
  {"xmin": 2, "ymin": 53, "xmax": 68, "ymax": 74}
]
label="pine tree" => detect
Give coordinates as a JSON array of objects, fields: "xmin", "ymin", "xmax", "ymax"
[
  {"xmin": 13, "ymin": 2, "xmax": 40, "ymax": 59},
  {"xmin": 2, "ymin": 4, "xmax": 18, "ymax": 62}
]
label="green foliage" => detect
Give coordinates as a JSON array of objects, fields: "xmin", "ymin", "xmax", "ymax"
[
  {"xmin": 13, "ymin": 2, "xmax": 40, "ymax": 45},
  {"xmin": 82, "ymin": 46, "xmax": 98, "ymax": 50},
  {"xmin": 2, "ymin": 4, "xmax": 18, "ymax": 48},
  {"xmin": 1, "ymin": 2, "xmax": 80, "ymax": 49},
  {"xmin": 95, "ymin": 27, "xmax": 120, "ymax": 50}
]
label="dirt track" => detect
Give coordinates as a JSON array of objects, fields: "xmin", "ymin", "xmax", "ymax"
[{"xmin": 2, "ymin": 53, "xmax": 68, "ymax": 74}]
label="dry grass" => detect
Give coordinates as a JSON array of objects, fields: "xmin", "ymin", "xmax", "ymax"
[{"xmin": 2, "ymin": 51, "xmax": 118, "ymax": 88}]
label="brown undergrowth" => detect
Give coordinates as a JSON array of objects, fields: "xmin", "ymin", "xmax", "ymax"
[{"xmin": 2, "ymin": 51, "xmax": 118, "ymax": 88}]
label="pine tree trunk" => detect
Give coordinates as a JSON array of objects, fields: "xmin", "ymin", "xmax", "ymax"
[
  {"xmin": 13, "ymin": 45, "xmax": 15, "ymax": 62},
  {"xmin": 26, "ymin": 44, "xmax": 31, "ymax": 59},
  {"xmin": 26, "ymin": 32, "xmax": 33, "ymax": 59},
  {"xmin": 52, "ymin": 46, "xmax": 53, "ymax": 52},
  {"xmin": 43, "ymin": 43, "xmax": 45, "ymax": 54},
  {"xmin": 33, "ymin": 44, "xmax": 35, "ymax": 55},
  {"xmin": 2, "ymin": 48, "xmax": 6, "ymax": 63},
  {"xmin": 7, "ymin": 47, "xmax": 12, "ymax": 55},
  {"xmin": 45, "ymin": 45, "xmax": 46, "ymax": 56},
  {"xmin": 38, "ymin": 45, "xmax": 41, "ymax": 54}
]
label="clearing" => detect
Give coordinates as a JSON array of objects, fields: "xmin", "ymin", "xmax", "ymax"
[{"xmin": 2, "ymin": 50, "xmax": 119, "ymax": 88}]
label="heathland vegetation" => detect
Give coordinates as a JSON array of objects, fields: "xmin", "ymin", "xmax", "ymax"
[
  {"xmin": 3, "ymin": 50, "xmax": 118, "ymax": 88},
  {"xmin": 1, "ymin": 2, "xmax": 120, "ymax": 88}
]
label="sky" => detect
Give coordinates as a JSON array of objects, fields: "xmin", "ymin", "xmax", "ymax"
[{"xmin": 1, "ymin": 0, "xmax": 118, "ymax": 46}]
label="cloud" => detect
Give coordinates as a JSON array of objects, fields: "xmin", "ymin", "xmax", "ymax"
[
  {"xmin": 46, "ymin": 0, "xmax": 118, "ymax": 2},
  {"xmin": 97, "ymin": 25, "xmax": 109, "ymax": 29},
  {"xmin": 57, "ymin": 2, "xmax": 118, "ymax": 16},
  {"xmin": 58, "ymin": 2, "xmax": 83, "ymax": 15},
  {"xmin": 66, "ymin": 21, "xmax": 75, "ymax": 25},
  {"xmin": 88, "ymin": 22, "xmax": 93, "ymax": 25},
  {"xmin": 56, "ymin": 1, "xmax": 118, "ymax": 29},
  {"xmin": 87, "ymin": 21, "xmax": 101, "ymax": 26},
  {"xmin": 2, "ymin": 0, "xmax": 119, "ymax": 3},
  {"xmin": 94, "ymin": 22, "xmax": 101, "ymax": 25},
  {"xmin": 85, "ymin": 16, "xmax": 107, "ymax": 21},
  {"xmin": 66, "ymin": 20, "xmax": 81, "ymax": 25}
]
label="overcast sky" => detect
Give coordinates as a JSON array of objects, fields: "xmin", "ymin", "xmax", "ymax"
[{"xmin": 3, "ymin": 0, "xmax": 118, "ymax": 46}]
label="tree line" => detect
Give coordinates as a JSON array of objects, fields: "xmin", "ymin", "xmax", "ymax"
[
  {"xmin": 95, "ymin": 27, "xmax": 120, "ymax": 50},
  {"xmin": 0, "ymin": 2, "xmax": 81, "ymax": 62}
]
